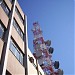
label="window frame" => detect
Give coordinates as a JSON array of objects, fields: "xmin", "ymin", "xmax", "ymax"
[
  {"xmin": 0, "ymin": 20, "xmax": 6, "ymax": 40},
  {"xmin": 9, "ymin": 39, "xmax": 24, "ymax": 65},
  {"xmin": 0, "ymin": 23, "xmax": 4, "ymax": 39},
  {"xmin": 9, "ymin": 0, "xmax": 14, "ymax": 4},
  {"xmin": 1, "ymin": 1, "xmax": 10, "ymax": 17},
  {"xmin": 15, "ymin": 6, "xmax": 24, "ymax": 24},
  {"xmin": 13, "ymin": 18, "xmax": 24, "ymax": 40},
  {"xmin": 19, "ymin": 52, "xmax": 23, "ymax": 65}
]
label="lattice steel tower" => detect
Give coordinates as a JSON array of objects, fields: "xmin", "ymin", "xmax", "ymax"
[{"xmin": 32, "ymin": 22, "xmax": 63, "ymax": 75}]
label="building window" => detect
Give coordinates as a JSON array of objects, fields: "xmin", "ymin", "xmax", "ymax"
[
  {"xmin": 1, "ymin": 1, "xmax": 10, "ymax": 16},
  {"xmin": 15, "ymin": 6, "xmax": 24, "ymax": 24},
  {"xmin": 19, "ymin": 52, "xmax": 23, "ymax": 64},
  {"xmin": 13, "ymin": 19, "xmax": 24, "ymax": 40},
  {"xmin": 9, "ymin": 39, "xmax": 24, "ymax": 65},
  {"xmin": 0, "ymin": 0, "xmax": 2, "ymax": 4},
  {"xmin": 9, "ymin": 0, "xmax": 14, "ymax": 4},
  {"xmin": 0, "ymin": 22, "xmax": 4, "ymax": 39}
]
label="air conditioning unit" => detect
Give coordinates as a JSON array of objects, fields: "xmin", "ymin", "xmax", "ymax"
[{"xmin": 29, "ymin": 57, "xmax": 34, "ymax": 63}]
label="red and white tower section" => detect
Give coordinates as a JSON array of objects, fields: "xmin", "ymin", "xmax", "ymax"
[{"xmin": 32, "ymin": 22, "xmax": 63, "ymax": 75}]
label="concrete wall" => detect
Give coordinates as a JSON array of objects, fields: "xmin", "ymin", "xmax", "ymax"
[
  {"xmin": 7, "ymin": 50, "xmax": 25, "ymax": 75},
  {"xmin": 16, "ymin": 2, "xmax": 24, "ymax": 20},
  {"xmin": 38, "ymin": 64, "xmax": 45, "ymax": 75},
  {"xmin": 14, "ymin": 11, "xmax": 24, "ymax": 33},
  {"xmin": 27, "ymin": 48, "xmax": 45, "ymax": 75},
  {"xmin": 4, "ymin": 0, "xmax": 12, "ymax": 10},
  {"xmin": 27, "ymin": 48, "xmax": 37, "ymax": 75},
  {"xmin": 11, "ymin": 26, "xmax": 24, "ymax": 53},
  {"xmin": 0, "ymin": 6, "xmax": 9, "ymax": 28},
  {"xmin": 0, "ymin": 0, "xmax": 26, "ymax": 75},
  {"xmin": 0, "ymin": 39, "xmax": 4, "ymax": 61}
]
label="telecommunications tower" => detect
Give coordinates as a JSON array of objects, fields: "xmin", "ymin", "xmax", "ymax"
[{"xmin": 32, "ymin": 22, "xmax": 63, "ymax": 75}]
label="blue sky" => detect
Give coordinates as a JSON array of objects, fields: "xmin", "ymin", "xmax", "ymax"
[{"xmin": 18, "ymin": 0, "xmax": 74, "ymax": 75}]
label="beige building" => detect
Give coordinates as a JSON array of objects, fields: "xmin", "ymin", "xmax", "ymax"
[{"xmin": 0, "ymin": 0, "xmax": 45, "ymax": 75}]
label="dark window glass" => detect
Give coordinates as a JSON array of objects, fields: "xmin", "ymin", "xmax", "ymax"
[
  {"xmin": 13, "ymin": 19, "xmax": 24, "ymax": 40},
  {"xmin": 9, "ymin": 39, "xmax": 23, "ymax": 65},
  {"xmin": 1, "ymin": 1, "xmax": 10, "ymax": 16},
  {"xmin": 6, "ymin": 70, "xmax": 12, "ymax": 75},
  {"xmin": 15, "ymin": 7, "xmax": 23, "ymax": 23},
  {"xmin": 15, "ymin": 49, "xmax": 20, "ymax": 60},
  {"xmin": 0, "ymin": 0, "xmax": 2, "ymax": 5},
  {"xmin": 19, "ymin": 52, "xmax": 23, "ymax": 65},
  {"xmin": 9, "ymin": 0, "xmax": 14, "ymax": 4},
  {"xmin": 9, "ymin": 40, "xmax": 16, "ymax": 54},
  {"xmin": 0, "ymin": 23, "xmax": 4, "ymax": 39}
]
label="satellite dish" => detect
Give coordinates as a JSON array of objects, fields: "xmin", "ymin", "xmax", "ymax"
[
  {"xmin": 54, "ymin": 61, "xmax": 59, "ymax": 69},
  {"xmin": 49, "ymin": 47, "xmax": 54, "ymax": 54}
]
